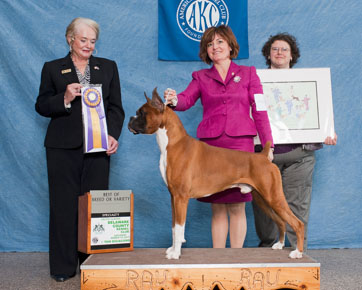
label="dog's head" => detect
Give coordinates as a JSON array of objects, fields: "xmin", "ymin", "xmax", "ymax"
[{"xmin": 128, "ymin": 87, "xmax": 166, "ymax": 135}]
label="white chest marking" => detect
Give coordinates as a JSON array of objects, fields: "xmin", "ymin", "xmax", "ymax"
[{"xmin": 156, "ymin": 128, "xmax": 168, "ymax": 186}]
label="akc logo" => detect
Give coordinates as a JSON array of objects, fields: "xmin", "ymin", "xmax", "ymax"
[{"xmin": 177, "ymin": 0, "xmax": 229, "ymax": 42}]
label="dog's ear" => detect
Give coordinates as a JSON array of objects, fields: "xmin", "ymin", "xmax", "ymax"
[
  {"xmin": 150, "ymin": 87, "xmax": 165, "ymax": 112},
  {"xmin": 144, "ymin": 92, "xmax": 151, "ymax": 104}
]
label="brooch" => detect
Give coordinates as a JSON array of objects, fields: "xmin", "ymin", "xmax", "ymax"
[{"xmin": 233, "ymin": 76, "xmax": 241, "ymax": 83}]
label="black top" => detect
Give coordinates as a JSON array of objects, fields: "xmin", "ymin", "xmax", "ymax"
[{"xmin": 35, "ymin": 54, "xmax": 125, "ymax": 149}]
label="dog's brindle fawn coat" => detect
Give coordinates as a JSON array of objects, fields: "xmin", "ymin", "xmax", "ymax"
[{"xmin": 128, "ymin": 88, "xmax": 304, "ymax": 259}]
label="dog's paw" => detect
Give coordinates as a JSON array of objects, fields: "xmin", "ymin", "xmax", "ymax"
[
  {"xmin": 289, "ymin": 249, "xmax": 303, "ymax": 259},
  {"xmin": 271, "ymin": 241, "xmax": 284, "ymax": 250},
  {"xmin": 166, "ymin": 248, "xmax": 181, "ymax": 259},
  {"xmin": 166, "ymin": 246, "xmax": 174, "ymax": 255}
]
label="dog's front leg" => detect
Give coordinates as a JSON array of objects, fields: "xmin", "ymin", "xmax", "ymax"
[
  {"xmin": 166, "ymin": 222, "xmax": 187, "ymax": 257},
  {"xmin": 166, "ymin": 196, "xmax": 188, "ymax": 259},
  {"xmin": 166, "ymin": 195, "xmax": 176, "ymax": 256},
  {"xmin": 166, "ymin": 224, "xmax": 185, "ymax": 259}
]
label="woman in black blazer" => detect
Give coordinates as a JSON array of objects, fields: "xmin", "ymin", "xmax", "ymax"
[{"xmin": 35, "ymin": 17, "xmax": 124, "ymax": 282}]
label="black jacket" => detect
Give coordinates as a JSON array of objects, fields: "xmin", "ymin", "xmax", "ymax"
[{"xmin": 35, "ymin": 54, "xmax": 125, "ymax": 148}]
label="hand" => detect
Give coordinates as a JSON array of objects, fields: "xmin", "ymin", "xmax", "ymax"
[
  {"xmin": 268, "ymin": 148, "xmax": 274, "ymax": 162},
  {"xmin": 324, "ymin": 132, "xmax": 337, "ymax": 145},
  {"xmin": 64, "ymin": 83, "xmax": 82, "ymax": 105},
  {"xmin": 163, "ymin": 88, "xmax": 178, "ymax": 106},
  {"xmin": 106, "ymin": 135, "xmax": 119, "ymax": 156}
]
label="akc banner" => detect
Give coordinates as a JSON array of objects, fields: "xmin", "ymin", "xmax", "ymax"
[{"xmin": 158, "ymin": 0, "xmax": 249, "ymax": 61}]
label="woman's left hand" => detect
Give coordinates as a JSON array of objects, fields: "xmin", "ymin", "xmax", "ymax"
[
  {"xmin": 324, "ymin": 132, "xmax": 338, "ymax": 145},
  {"xmin": 106, "ymin": 135, "xmax": 119, "ymax": 156}
]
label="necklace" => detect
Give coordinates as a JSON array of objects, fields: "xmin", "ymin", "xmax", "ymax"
[{"xmin": 74, "ymin": 60, "xmax": 90, "ymax": 85}]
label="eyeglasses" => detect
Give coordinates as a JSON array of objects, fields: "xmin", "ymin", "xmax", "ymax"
[{"xmin": 271, "ymin": 47, "xmax": 290, "ymax": 53}]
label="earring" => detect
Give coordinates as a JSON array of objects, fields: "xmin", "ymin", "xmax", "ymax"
[
  {"xmin": 69, "ymin": 45, "xmax": 72, "ymax": 53},
  {"xmin": 93, "ymin": 48, "xmax": 98, "ymax": 56}
]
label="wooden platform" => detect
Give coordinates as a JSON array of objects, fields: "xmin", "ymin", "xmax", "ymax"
[{"xmin": 80, "ymin": 248, "xmax": 320, "ymax": 290}]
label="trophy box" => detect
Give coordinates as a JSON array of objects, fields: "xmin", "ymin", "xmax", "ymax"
[{"xmin": 78, "ymin": 190, "xmax": 134, "ymax": 254}]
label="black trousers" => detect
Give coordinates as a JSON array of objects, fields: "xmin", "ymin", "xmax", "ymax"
[{"xmin": 46, "ymin": 147, "xmax": 110, "ymax": 276}]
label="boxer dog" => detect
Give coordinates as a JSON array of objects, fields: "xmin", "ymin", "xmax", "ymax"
[{"xmin": 128, "ymin": 88, "xmax": 304, "ymax": 260}]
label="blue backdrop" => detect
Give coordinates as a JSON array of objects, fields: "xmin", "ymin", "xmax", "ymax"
[{"xmin": 0, "ymin": 0, "xmax": 361, "ymax": 252}]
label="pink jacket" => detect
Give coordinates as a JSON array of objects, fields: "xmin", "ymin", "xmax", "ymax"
[{"xmin": 175, "ymin": 62, "xmax": 273, "ymax": 147}]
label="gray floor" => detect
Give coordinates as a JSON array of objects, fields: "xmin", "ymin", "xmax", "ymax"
[{"xmin": 0, "ymin": 249, "xmax": 361, "ymax": 289}]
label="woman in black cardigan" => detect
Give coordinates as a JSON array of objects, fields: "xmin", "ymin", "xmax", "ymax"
[{"xmin": 35, "ymin": 17, "xmax": 124, "ymax": 282}]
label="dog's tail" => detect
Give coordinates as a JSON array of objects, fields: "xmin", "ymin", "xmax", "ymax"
[{"xmin": 261, "ymin": 141, "xmax": 272, "ymax": 157}]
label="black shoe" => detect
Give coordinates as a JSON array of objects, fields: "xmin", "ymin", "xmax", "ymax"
[{"xmin": 51, "ymin": 273, "xmax": 75, "ymax": 282}]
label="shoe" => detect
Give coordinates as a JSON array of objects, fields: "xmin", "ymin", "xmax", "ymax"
[{"xmin": 51, "ymin": 273, "xmax": 75, "ymax": 282}]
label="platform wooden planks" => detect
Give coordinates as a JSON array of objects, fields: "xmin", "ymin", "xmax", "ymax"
[{"xmin": 80, "ymin": 248, "xmax": 320, "ymax": 290}]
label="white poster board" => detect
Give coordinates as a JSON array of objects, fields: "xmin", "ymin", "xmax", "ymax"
[{"xmin": 90, "ymin": 190, "xmax": 132, "ymax": 250}]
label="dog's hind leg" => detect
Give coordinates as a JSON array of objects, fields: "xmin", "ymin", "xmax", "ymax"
[
  {"xmin": 267, "ymin": 194, "xmax": 305, "ymax": 258},
  {"xmin": 166, "ymin": 195, "xmax": 189, "ymax": 259},
  {"xmin": 252, "ymin": 191, "xmax": 286, "ymax": 249}
]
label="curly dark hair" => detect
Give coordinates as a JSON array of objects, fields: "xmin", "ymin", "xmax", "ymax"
[
  {"xmin": 199, "ymin": 25, "xmax": 239, "ymax": 65},
  {"xmin": 262, "ymin": 33, "xmax": 300, "ymax": 68}
]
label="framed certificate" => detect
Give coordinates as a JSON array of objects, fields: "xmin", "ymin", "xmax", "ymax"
[{"xmin": 255, "ymin": 68, "xmax": 335, "ymax": 144}]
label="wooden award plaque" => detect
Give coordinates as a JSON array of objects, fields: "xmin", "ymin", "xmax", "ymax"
[{"xmin": 78, "ymin": 190, "xmax": 134, "ymax": 254}]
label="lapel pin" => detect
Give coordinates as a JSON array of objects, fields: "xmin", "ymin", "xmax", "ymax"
[
  {"xmin": 233, "ymin": 76, "xmax": 241, "ymax": 83},
  {"xmin": 232, "ymin": 72, "xmax": 235, "ymax": 76},
  {"xmin": 61, "ymin": 69, "xmax": 71, "ymax": 74},
  {"xmin": 94, "ymin": 66, "xmax": 100, "ymax": 70}
]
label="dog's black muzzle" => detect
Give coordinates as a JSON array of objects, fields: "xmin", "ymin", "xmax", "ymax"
[{"xmin": 128, "ymin": 116, "xmax": 141, "ymax": 134}]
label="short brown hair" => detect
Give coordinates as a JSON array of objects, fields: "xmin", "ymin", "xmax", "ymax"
[
  {"xmin": 262, "ymin": 33, "xmax": 300, "ymax": 68},
  {"xmin": 199, "ymin": 25, "xmax": 239, "ymax": 65}
]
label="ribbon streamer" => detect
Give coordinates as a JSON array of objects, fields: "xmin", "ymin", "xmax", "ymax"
[{"xmin": 82, "ymin": 87, "xmax": 108, "ymax": 153}]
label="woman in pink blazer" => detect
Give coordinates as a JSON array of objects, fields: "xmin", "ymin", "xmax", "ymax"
[{"xmin": 164, "ymin": 25, "xmax": 273, "ymax": 248}]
